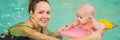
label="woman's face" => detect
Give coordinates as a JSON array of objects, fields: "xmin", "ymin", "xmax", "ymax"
[{"xmin": 30, "ymin": 1, "xmax": 50, "ymax": 27}]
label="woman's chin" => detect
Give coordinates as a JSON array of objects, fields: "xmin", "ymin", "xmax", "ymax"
[{"xmin": 39, "ymin": 24, "xmax": 47, "ymax": 27}]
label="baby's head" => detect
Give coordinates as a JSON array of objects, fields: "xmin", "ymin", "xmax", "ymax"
[{"xmin": 76, "ymin": 4, "xmax": 94, "ymax": 25}]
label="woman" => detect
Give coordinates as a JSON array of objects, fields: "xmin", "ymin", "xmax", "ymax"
[{"xmin": 0, "ymin": 0, "xmax": 62, "ymax": 40}]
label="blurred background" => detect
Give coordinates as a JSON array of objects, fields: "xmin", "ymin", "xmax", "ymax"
[{"xmin": 0, "ymin": 0, "xmax": 120, "ymax": 40}]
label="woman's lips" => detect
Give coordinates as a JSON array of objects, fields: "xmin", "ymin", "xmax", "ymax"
[{"xmin": 40, "ymin": 19, "xmax": 48, "ymax": 23}]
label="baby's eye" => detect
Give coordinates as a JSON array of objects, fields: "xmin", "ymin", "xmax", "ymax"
[
  {"xmin": 80, "ymin": 17, "xmax": 83, "ymax": 19},
  {"xmin": 77, "ymin": 15, "xmax": 79, "ymax": 17},
  {"xmin": 89, "ymin": 17, "xmax": 92, "ymax": 19}
]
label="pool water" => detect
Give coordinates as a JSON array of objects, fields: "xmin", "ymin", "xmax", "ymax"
[{"xmin": 0, "ymin": 0, "xmax": 120, "ymax": 40}]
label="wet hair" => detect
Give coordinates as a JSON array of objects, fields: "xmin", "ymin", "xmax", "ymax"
[{"xmin": 28, "ymin": 0, "xmax": 50, "ymax": 13}]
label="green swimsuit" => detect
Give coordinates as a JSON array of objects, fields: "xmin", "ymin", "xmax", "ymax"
[{"xmin": 0, "ymin": 22, "xmax": 62, "ymax": 40}]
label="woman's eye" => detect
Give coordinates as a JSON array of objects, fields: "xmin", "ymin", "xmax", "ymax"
[
  {"xmin": 47, "ymin": 11, "xmax": 50, "ymax": 14},
  {"xmin": 39, "ymin": 11, "xmax": 44, "ymax": 14}
]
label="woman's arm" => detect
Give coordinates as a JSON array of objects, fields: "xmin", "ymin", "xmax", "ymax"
[
  {"xmin": 43, "ymin": 27, "xmax": 62, "ymax": 39},
  {"xmin": 11, "ymin": 27, "xmax": 60, "ymax": 40}
]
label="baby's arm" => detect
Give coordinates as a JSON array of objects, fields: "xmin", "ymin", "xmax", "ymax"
[{"xmin": 92, "ymin": 19, "xmax": 105, "ymax": 33}]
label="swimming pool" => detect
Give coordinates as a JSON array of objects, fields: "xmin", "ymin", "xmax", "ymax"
[{"xmin": 0, "ymin": 0, "xmax": 120, "ymax": 40}]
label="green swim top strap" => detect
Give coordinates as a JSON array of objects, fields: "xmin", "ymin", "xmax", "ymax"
[{"xmin": 9, "ymin": 24, "xmax": 33, "ymax": 37}]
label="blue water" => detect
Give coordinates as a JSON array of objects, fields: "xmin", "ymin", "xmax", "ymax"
[{"xmin": 0, "ymin": 0, "xmax": 120, "ymax": 40}]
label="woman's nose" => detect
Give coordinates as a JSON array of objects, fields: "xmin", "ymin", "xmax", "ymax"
[
  {"xmin": 42, "ymin": 13, "xmax": 50, "ymax": 19},
  {"xmin": 43, "ymin": 13, "xmax": 48, "ymax": 18}
]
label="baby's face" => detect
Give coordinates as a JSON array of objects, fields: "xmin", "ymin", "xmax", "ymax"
[
  {"xmin": 77, "ymin": 10, "xmax": 93, "ymax": 25},
  {"xmin": 76, "ymin": 4, "xmax": 94, "ymax": 25}
]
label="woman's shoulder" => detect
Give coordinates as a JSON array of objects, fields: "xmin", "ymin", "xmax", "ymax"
[
  {"xmin": 10, "ymin": 22, "xmax": 32, "ymax": 29},
  {"xmin": 9, "ymin": 22, "xmax": 33, "ymax": 36}
]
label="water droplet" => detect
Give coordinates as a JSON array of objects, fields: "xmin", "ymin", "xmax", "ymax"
[
  {"xmin": 21, "ymin": 8, "xmax": 24, "ymax": 10},
  {"xmin": 15, "ymin": 8, "xmax": 20, "ymax": 10},
  {"xmin": 7, "ymin": 23, "xmax": 10, "ymax": 25},
  {"xmin": 0, "ymin": 24, "xmax": 3, "ymax": 26},
  {"xmin": 63, "ymin": 3, "xmax": 68, "ymax": 6},
  {"xmin": 6, "ymin": 14, "xmax": 10, "ymax": 17},
  {"xmin": 1, "ymin": 15, "xmax": 4, "ymax": 18},
  {"xmin": 17, "ymin": 16, "xmax": 21, "ymax": 18}
]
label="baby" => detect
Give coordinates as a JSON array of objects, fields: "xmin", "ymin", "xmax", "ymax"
[{"xmin": 60, "ymin": 4, "xmax": 105, "ymax": 38}]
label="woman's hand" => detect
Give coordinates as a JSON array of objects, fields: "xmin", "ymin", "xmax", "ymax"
[
  {"xmin": 55, "ymin": 26, "xmax": 67, "ymax": 35},
  {"xmin": 55, "ymin": 21, "xmax": 79, "ymax": 35},
  {"xmin": 90, "ymin": 31, "xmax": 102, "ymax": 39},
  {"xmin": 69, "ymin": 31, "xmax": 102, "ymax": 40},
  {"xmin": 66, "ymin": 21, "xmax": 79, "ymax": 29}
]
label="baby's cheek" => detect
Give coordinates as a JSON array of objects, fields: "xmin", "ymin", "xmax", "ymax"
[{"xmin": 77, "ymin": 18, "xmax": 81, "ymax": 23}]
